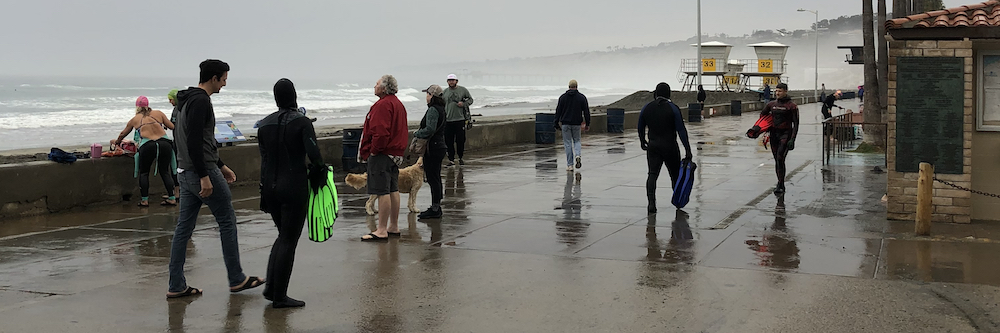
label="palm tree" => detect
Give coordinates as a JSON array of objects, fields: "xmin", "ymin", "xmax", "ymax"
[
  {"xmin": 879, "ymin": 0, "xmax": 888, "ymax": 122},
  {"xmin": 864, "ymin": 0, "xmax": 885, "ymax": 147},
  {"xmin": 894, "ymin": 0, "xmax": 909, "ymax": 18}
]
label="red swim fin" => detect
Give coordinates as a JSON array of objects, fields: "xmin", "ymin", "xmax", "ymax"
[{"xmin": 746, "ymin": 114, "xmax": 773, "ymax": 138}]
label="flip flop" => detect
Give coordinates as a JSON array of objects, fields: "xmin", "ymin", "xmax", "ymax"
[
  {"xmin": 161, "ymin": 200, "xmax": 177, "ymax": 206},
  {"xmin": 230, "ymin": 276, "xmax": 265, "ymax": 293},
  {"xmin": 166, "ymin": 286, "xmax": 202, "ymax": 299},
  {"xmin": 138, "ymin": 201, "xmax": 149, "ymax": 207},
  {"xmin": 387, "ymin": 232, "xmax": 401, "ymax": 237},
  {"xmin": 361, "ymin": 233, "xmax": 389, "ymax": 242}
]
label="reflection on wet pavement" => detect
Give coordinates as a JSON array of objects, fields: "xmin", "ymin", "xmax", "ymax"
[{"xmin": 3, "ymin": 103, "xmax": 1000, "ymax": 331}]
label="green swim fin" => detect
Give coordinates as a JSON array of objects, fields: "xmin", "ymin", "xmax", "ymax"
[{"xmin": 307, "ymin": 166, "xmax": 339, "ymax": 242}]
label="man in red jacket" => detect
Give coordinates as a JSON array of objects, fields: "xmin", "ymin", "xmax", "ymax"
[{"xmin": 360, "ymin": 74, "xmax": 409, "ymax": 242}]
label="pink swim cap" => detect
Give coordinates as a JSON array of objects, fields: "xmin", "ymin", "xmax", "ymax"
[{"xmin": 136, "ymin": 96, "xmax": 149, "ymax": 108}]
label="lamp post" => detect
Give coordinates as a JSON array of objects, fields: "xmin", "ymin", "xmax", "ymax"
[
  {"xmin": 798, "ymin": 8, "xmax": 819, "ymax": 101},
  {"xmin": 697, "ymin": 0, "xmax": 702, "ymax": 88}
]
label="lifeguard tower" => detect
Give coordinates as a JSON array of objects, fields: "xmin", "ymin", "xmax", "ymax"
[
  {"xmin": 738, "ymin": 42, "xmax": 790, "ymax": 92},
  {"xmin": 678, "ymin": 41, "xmax": 734, "ymax": 92}
]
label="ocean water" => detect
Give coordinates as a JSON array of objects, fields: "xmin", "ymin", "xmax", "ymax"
[{"xmin": 0, "ymin": 77, "xmax": 634, "ymax": 151}]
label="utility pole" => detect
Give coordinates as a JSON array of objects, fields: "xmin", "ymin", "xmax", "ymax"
[
  {"xmin": 697, "ymin": 0, "xmax": 703, "ymax": 87},
  {"xmin": 798, "ymin": 9, "xmax": 819, "ymax": 101}
]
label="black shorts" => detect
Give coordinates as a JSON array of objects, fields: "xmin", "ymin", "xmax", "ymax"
[{"xmin": 366, "ymin": 154, "xmax": 399, "ymax": 196}]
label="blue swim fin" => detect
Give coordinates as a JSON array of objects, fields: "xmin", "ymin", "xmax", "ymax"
[{"xmin": 671, "ymin": 160, "xmax": 697, "ymax": 209}]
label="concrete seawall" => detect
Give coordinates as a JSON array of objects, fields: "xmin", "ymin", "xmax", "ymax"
[{"xmin": 0, "ymin": 96, "xmax": 818, "ymax": 219}]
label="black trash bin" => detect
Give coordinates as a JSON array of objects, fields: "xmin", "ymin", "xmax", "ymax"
[
  {"xmin": 688, "ymin": 103, "xmax": 703, "ymax": 123},
  {"xmin": 341, "ymin": 128, "xmax": 364, "ymax": 173},
  {"xmin": 606, "ymin": 108, "xmax": 625, "ymax": 133},
  {"xmin": 535, "ymin": 113, "xmax": 556, "ymax": 144},
  {"xmin": 730, "ymin": 100, "xmax": 742, "ymax": 116}
]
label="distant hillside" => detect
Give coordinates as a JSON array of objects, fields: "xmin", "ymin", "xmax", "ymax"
[{"xmin": 398, "ymin": 14, "xmax": 868, "ymax": 91}]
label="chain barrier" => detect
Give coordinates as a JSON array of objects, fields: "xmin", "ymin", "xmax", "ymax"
[{"xmin": 933, "ymin": 177, "xmax": 1000, "ymax": 199}]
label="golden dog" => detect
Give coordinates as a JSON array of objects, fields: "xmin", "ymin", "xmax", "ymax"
[{"xmin": 344, "ymin": 157, "xmax": 423, "ymax": 215}]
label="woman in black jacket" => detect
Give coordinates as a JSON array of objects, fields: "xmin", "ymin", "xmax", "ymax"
[{"xmin": 415, "ymin": 84, "xmax": 449, "ymax": 219}]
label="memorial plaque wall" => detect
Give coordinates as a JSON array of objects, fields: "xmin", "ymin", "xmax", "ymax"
[{"xmin": 895, "ymin": 57, "xmax": 965, "ymax": 174}]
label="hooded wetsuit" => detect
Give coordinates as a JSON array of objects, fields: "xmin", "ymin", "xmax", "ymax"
[
  {"xmin": 762, "ymin": 96, "xmax": 799, "ymax": 189},
  {"xmin": 821, "ymin": 94, "xmax": 839, "ymax": 119},
  {"xmin": 256, "ymin": 78, "xmax": 324, "ymax": 306},
  {"xmin": 638, "ymin": 83, "xmax": 693, "ymax": 208}
]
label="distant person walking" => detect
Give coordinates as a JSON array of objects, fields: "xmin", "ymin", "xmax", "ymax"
[
  {"xmin": 114, "ymin": 96, "xmax": 176, "ymax": 207},
  {"xmin": 858, "ymin": 85, "xmax": 865, "ymax": 102},
  {"xmin": 761, "ymin": 83, "xmax": 799, "ymax": 194},
  {"xmin": 553, "ymin": 79, "xmax": 590, "ymax": 172},
  {"xmin": 443, "ymin": 74, "xmax": 474, "ymax": 166},
  {"xmin": 415, "ymin": 84, "xmax": 449, "ymax": 219},
  {"xmin": 257, "ymin": 78, "xmax": 326, "ymax": 308},
  {"xmin": 697, "ymin": 84, "xmax": 707, "ymax": 105},
  {"xmin": 820, "ymin": 83, "xmax": 827, "ymax": 102},
  {"xmin": 638, "ymin": 82, "xmax": 693, "ymax": 214},
  {"xmin": 359, "ymin": 75, "xmax": 409, "ymax": 241},
  {"xmin": 763, "ymin": 84, "xmax": 772, "ymax": 104},
  {"xmin": 168, "ymin": 59, "xmax": 263, "ymax": 299}
]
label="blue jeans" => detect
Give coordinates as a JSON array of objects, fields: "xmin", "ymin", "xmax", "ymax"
[
  {"xmin": 561, "ymin": 125, "xmax": 582, "ymax": 167},
  {"xmin": 168, "ymin": 168, "xmax": 246, "ymax": 292}
]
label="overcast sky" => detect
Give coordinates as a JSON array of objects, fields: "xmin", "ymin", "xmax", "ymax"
[{"xmin": 0, "ymin": 0, "xmax": 970, "ymax": 82}]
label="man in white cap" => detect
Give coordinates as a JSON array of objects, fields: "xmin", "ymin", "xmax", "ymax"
[{"xmin": 442, "ymin": 74, "xmax": 474, "ymax": 166}]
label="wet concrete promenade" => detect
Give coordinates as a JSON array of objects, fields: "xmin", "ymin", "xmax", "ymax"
[{"xmin": 1, "ymin": 103, "xmax": 1000, "ymax": 332}]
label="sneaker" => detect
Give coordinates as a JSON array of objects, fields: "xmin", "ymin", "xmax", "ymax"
[
  {"xmin": 774, "ymin": 184, "xmax": 786, "ymax": 194},
  {"xmin": 459, "ymin": 158, "xmax": 465, "ymax": 165},
  {"xmin": 446, "ymin": 160, "xmax": 455, "ymax": 167},
  {"xmin": 418, "ymin": 206, "xmax": 443, "ymax": 219},
  {"xmin": 647, "ymin": 203, "xmax": 657, "ymax": 214},
  {"xmin": 566, "ymin": 166, "xmax": 574, "ymax": 172},
  {"xmin": 575, "ymin": 156, "xmax": 582, "ymax": 169}
]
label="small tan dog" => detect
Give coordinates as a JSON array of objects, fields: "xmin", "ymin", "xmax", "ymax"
[{"xmin": 344, "ymin": 157, "xmax": 423, "ymax": 215}]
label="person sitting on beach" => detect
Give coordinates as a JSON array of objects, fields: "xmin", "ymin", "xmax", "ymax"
[{"xmin": 114, "ymin": 96, "xmax": 177, "ymax": 207}]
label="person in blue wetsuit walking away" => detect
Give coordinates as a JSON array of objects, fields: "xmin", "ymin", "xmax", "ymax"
[
  {"xmin": 638, "ymin": 82, "xmax": 693, "ymax": 214},
  {"xmin": 761, "ymin": 83, "xmax": 799, "ymax": 194}
]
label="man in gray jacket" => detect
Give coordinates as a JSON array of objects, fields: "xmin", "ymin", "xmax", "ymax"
[{"xmin": 442, "ymin": 74, "xmax": 474, "ymax": 166}]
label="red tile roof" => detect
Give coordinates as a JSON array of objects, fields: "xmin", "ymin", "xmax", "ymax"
[{"xmin": 887, "ymin": 0, "xmax": 1000, "ymax": 28}]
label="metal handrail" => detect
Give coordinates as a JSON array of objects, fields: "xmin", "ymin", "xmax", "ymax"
[{"xmin": 821, "ymin": 114, "xmax": 888, "ymax": 165}]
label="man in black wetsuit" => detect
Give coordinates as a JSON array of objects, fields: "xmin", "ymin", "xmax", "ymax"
[
  {"xmin": 256, "ymin": 78, "xmax": 327, "ymax": 308},
  {"xmin": 638, "ymin": 82, "xmax": 693, "ymax": 214},
  {"xmin": 761, "ymin": 83, "xmax": 799, "ymax": 194},
  {"xmin": 821, "ymin": 91, "xmax": 843, "ymax": 119}
]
